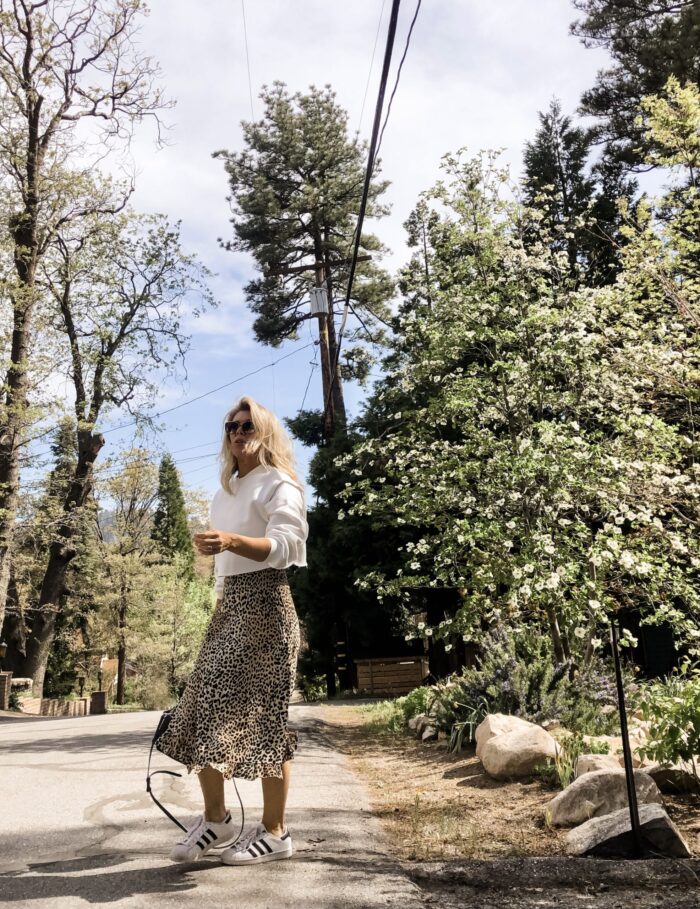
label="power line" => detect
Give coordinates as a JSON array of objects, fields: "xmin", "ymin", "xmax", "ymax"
[
  {"xmin": 103, "ymin": 342, "xmax": 314, "ymax": 433},
  {"xmin": 241, "ymin": 0, "xmax": 255, "ymax": 119},
  {"xmin": 323, "ymin": 0, "xmax": 418, "ymax": 437},
  {"xmin": 375, "ymin": 0, "xmax": 422, "ymax": 163},
  {"xmin": 357, "ymin": 0, "xmax": 388, "ymax": 135}
]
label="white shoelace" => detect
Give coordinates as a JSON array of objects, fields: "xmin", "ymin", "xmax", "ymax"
[
  {"xmin": 232, "ymin": 823, "xmax": 267, "ymax": 853},
  {"xmin": 178, "ymin": 815, "xmax": 208, "ymax": 847}
]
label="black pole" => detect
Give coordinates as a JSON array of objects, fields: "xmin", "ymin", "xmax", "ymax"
[{"xmin": 610, "ymin": 620, "xmax": 644, "ymax": 857}]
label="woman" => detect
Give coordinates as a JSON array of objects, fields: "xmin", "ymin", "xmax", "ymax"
[{"xmin": 155, "ymin": 395, "xmax": 308, "ymax": 866}]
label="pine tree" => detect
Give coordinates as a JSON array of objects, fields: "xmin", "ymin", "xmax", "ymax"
[
  {"xmin": 523, "ymin": 99, "xmax": 596, "ymax": 282},
  {"xmin": 571, "ymin": 0, "xmax": 700, "ymax": 167},
  {"xmin": 214, "ymin": 82, "xmax": 394, "ymax": 437},
  {"xmin": 152, "ymin": 455, "xmax": 195, "ymax": 579},
  {"xmin": 523, "ymin": 99, "xmax": 636, "ymax": 286}
]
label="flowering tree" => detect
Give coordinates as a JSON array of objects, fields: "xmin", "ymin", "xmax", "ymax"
[{"xmin": 336, "ymin": 85, "xmax": 700, "ymax": 664}]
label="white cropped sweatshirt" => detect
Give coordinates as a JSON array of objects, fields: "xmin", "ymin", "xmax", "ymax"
[{"xmin": 209, "ymin": 463, "xmax": 308, "ymax": 597}]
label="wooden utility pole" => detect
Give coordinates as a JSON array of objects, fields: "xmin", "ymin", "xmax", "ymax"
[
  {"xmin": 268, "ymin": 255, "xmax": 371, "ymax": 443},
  {"xmin": 314, "ymin": 260, "xmax": 335, "ymax": 441}
]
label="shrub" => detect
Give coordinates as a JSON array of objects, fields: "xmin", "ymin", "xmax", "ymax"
[
  {"xmin": 535, "ymin": 734, "xmax": 610, "ymax": 790},
  {"xmin": 637, "ymin": 664, "xmax": 700, "ymax": 778},
  {"xmin": 299, "ymin": 672, "xmax": 327, "ymax": 702}
]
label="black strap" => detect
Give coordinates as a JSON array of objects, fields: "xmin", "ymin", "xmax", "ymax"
[
  {"xmin": 146, "ymin": 706, "xmax": 245, "ymax": 842},
  {"xmin": 146, "ymin": 710, "xmax": 188, "ymax": 832}
]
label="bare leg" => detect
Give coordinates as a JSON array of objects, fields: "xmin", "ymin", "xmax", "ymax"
[
  {"xmin": 261, "ymin": 760, "xmax": 292, "ymax": 836},
  {"xmin": 198, "ymin": 765, "xmax": 227, "ymax": 822}
]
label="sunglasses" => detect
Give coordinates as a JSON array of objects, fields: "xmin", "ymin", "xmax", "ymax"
[{"xmin": 225, "ymin": 419, "xmax": 255, "ymax": 435}]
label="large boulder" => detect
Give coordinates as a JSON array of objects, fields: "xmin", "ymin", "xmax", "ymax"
[
  {"xmin": 647, "ymin": 761, "xmax": 700, "ymax": 795},
  {"xmin": 547, "ymin": 769, "xmax": 662, "ymax": 827},
  {"xmin": 475, "ymin": 713, "xmax": 537, "ymax": 759},
  {"xmin": 575, "ymin": 753, "xmax": 624, "ymax": 777},
  {"xmin": 565, "ymin": 804, "xmax": 691, "ymax": 858},
  {"xmin": 479, "ymin": 722, "xmax": 558, "ymax": 780}
]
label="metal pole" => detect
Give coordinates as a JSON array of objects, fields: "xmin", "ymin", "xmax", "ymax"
[{"xmin": 610, "ymin": 620, "xmax": 643, "ymax": 857}]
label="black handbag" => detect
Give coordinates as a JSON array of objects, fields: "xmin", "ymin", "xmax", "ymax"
[{"xmin": 146, "ymin": 706, "xmax": 245, "ymax": 839}]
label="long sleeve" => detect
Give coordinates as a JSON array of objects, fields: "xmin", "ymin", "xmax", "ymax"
[{"xmin": 264, "ymin": 479, "xmax": 308, "ymax": 569}]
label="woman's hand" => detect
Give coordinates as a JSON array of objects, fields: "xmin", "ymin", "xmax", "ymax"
[{"xmin": 193, "ymin": 530, "xmax": 238, "ymax": 556}]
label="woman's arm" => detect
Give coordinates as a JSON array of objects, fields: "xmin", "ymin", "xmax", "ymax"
[{"xmin": 193, "ymin": 530, "xmax": 272, "ymax": 563}]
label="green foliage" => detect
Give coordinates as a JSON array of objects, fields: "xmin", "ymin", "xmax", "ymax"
[
  {"xmin": 214, "ymin": 82, "xmax": 393, "ymax": 354},
  {"xmin": 152, "ymin": 454, "xmax": 195, "ymax": 578},
  {"xmin": 298, "ymin": 672, "xmax": 327, "ymax": 702},
  {"xmin": 536, "ymin": 733, "xmax": 610, "ymax": 790},
  {"xmin": 571, "ymin": 0, "xmax": 700, "ymax": 166},
  {"xmin": 422, "ymin": 626, "xmax": 620, "ymax": 747},
  {"xmin": 637, "ymin": 664, "xmax": 700, "ymax": 775},
  {"xmin": 337, "ymin": 108, "xmax": 700, "ymax": 665},
  {"xmin": 360, "ymin": 686, "xmax": 433, "ymax": 735}
]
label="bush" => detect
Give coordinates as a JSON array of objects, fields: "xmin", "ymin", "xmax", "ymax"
[
  {"xmin": 535, "ymin": 734, "xmax": 610, "ymax": 790},
  {"xmin": 637, "ymin": 664, "xmax": 700, "ymax": 777},
  {"xmin": 299, "ymin": 672, "xmax": 327, "ymax": 702},
  {"xmin": 360, "ymin": 685, "xmax": 433, "ymax": 734}
]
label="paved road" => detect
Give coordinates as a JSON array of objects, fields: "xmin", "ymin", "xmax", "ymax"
[{"xmin": 0, "ymin": 705, "xmax": 425, "ymax": 908}]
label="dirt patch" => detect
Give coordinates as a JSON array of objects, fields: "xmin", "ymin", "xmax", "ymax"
[{"xmin": 316, "ymin": 703, "xmax": 700, "ymax": 907}]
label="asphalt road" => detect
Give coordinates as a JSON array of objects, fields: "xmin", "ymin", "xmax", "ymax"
[{"xmin": 0, "ymin": 705, "xmax": 425, "ymax": 909}]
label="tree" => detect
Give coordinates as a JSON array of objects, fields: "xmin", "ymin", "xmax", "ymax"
[
  {"xmin": 152, "ymin": 454, "xmax": 195, "ymax": 578},
  {"xmin": 214, "ymin": 82, "xmax": 394, "ymax": 439},
  {"xmin": 337, "ymin": 146, "xmax": 700, "ymax": 667},
  {"xmin": 0, "ymin": 0, "xmax": 168, "ymax": 634},
  {"xmin": 522, "ymin": 98, "xmax": 636, "ymax": 286},
  {"xmin": 90, "ymin": 451, "xmax": 213, "ymax": 707},
  {"xmin": 16, "ymin": 200, "xmax": 212, "ymax": 697},
  {"xmin": 94, "ymin": 449, "xmax": 159, "ymax": 705},
  {"xmin": 571, "ymin": 0, "xmax": 700, "ymax": 167}
]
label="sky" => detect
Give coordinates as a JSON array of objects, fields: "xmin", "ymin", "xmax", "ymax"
[{"xmin": 77, "ymin": 0, "xmax": 612, "ymax": 506}]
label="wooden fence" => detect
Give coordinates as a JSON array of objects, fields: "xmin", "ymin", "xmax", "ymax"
[{"xmin": 354, "ymin": 656, "xmax": 429, "ymax": 695}]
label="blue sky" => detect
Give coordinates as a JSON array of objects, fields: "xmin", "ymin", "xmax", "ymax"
[{"xmin": 66, "ymin": 0, "xmax": 612, "ymax": 505}]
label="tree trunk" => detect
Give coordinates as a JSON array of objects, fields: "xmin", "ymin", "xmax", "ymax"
[
  {"xmin": 0, "ymin": 293, "xmax": 37, "ymax": 634},
  {"xmin": 322, "ymin": 249, "xmax": 348, "ymax": 432},
  {"xmin": 19, "ymin": 432, "xmax": 105, "ymax": 697},
  {"xmin": 545, "ymin": 603, "xmax": 567, "ymax": 665}
]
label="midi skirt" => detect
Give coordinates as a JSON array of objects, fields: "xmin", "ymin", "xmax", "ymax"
[{"xmin": 155, "ymin": 567, "xmax": 301, "ymax": 781}]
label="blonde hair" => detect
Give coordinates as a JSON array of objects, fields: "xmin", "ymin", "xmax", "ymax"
[{"xmin": 219, "ymin": 395, "xmax": 303, "ymax": 493}]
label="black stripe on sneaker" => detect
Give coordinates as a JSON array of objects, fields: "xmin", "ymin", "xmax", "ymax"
[
  {"xmin": 281, "ymin": 832, "xmax": 290, "ymax": 840},
  {"xmin": 259, "ymin": 839, "xmax": 273, "ymax": 853},
  {"xmin": 202, "ymin": 831, "xmax": 213, "ymax": 844},
  {"xmin": 196, "ymin": 839, "xmax": 207, "ymax": 849},
  {"xmin": 247, "ymin": 847, "xmax": 258, "ymax": 857},
  {"xmin": 252, "ymin": 842, "xmax": 266, "ymax": 856}
]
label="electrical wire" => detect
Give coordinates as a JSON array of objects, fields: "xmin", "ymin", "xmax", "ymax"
[
  {"xmin": 357, "ymin": 0, "xmax": 388, "ymax": 135},
  {"xmin": 241, "ymin": 0, "xmax": 255, "ymax": 119},
  {"xmin": 322, "ymin": 0, "xmax": 417, "ymax": 437},
  {"xmin": 374, "ymin": 0, "xmax": 422, "ymax": 164}
]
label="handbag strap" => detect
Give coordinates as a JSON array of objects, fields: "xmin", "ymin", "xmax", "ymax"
[
  {"xmin": 145, "ymin": 708, "xmax": 246, "ymax": 843},
  {"xmin": 146, "ymin": 718, "xmax": 188, "ymax": 832}
]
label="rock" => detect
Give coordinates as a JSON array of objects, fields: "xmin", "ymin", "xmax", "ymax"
[
  {"xmin": 542, "ymin": 719, "xmax": 561, "ymax": 732},
  {"xmin": 575, "ymin": 754, "xmax": 623, "ymax": 777},
  {"xmin": 480, "ymin": 724, "xmax": 558, "ymax": 780},
  {"xmin": 475, "ymin": 713, "xmax": 536, "ymax": 759},
  {"xmin": 647, "ymin": 761, "xmax": 700, "ymax": 795},
  {"xmin": 565, "ymin": 804, "xmax": 691, "ymax": 858},
  {"xmin": 407, "ymin": 714, "xmax": 423, "ymax": 732},
  {"xmin": 583, "ymin": 732, "xmax": 648, "ymax": 767},
  {"xmin": 547, "ymin": 770, "xmax": 662, "ymax": 827},
  {"xmin": 421, "ymin": 725, "xmax": 438, "ymax": 742}
]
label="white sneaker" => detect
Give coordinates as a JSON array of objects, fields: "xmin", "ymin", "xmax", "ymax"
[
  {"xmin": 169, "ymin": 810, "xmax": 236, "ymax": 862},
  {"xmin": 220, "ymin": 822, "xmax": 293, "ymax": 865}
]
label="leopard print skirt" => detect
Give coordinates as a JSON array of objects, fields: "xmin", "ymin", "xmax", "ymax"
[{"xmin": 155, "ymin": 567, "xmax": 300, "ymax": 781}]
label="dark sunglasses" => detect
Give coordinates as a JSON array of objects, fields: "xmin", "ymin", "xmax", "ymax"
[{"xmin": 225, "ymin": 419, "xmax": 255, "ymax": 435}]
